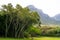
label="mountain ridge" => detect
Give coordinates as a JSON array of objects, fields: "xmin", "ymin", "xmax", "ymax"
[
  {"xmin": 27, "ymin": 5, "xmax": 60, "ymax": 25},
  {"xmin": 53, "ymin": 14, "xmax": 60, "ymax": 21}
]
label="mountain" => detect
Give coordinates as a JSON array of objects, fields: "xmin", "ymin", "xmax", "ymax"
[
  {"xmin": 53, "ymin": 14, "xmax": 60, "ymax": 21},
  {"xmin": 27, "ymin": 5, "xmax": 60, "ymax": 25}
]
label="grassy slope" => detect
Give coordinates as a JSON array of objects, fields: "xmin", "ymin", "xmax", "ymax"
[{"xmin": 0, "ymin": 37, "xmax": 60, "ymax": 40}]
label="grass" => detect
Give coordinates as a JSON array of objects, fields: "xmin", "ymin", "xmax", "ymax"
[
  {"xmin": 0, "ymin": 37, "xmax": 60, "ymax": 40},
  {"xmin": 34, "ymin": 37, "xmax": 60, "ymax": 40}
]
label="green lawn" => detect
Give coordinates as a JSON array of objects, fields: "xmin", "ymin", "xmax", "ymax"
[
  {"xmin": 0, "ymin": 37, "xmax": 60, "ymax": 40},
  {"xmin": 34, "ymin": 37, "xmax": 60, "ymax": 40}
]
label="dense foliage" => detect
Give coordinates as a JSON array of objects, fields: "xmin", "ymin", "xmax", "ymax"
[
  {"xmin": 0, "ymin": 3, "xmax": 40, "ymax": 38},
  {"xmin": 39, "ymin": 26, "xmax": 60, "ymax": 37}
]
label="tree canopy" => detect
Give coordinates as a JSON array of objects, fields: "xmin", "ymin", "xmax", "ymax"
[{"xmin": 0, "ymin": 3, "xmax": 41, "ymax": 38}]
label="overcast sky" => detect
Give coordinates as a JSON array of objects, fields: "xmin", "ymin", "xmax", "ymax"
[{"xmin": 0, "ymin": 0, "xmax": 60, "ymax": 17}]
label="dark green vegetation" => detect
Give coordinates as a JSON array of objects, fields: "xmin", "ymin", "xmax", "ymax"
[
  {"xmin": 25, "ymin": 25, "xmax": 60, "ymax": 37},
  {"xmin": 0, "ymin": 3, "xmax": 41, "ymax": 38}
]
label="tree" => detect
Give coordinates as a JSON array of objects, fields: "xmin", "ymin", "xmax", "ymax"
[{"xmin": 0, "ymin": 3, "xmax": 41, "ymax": 38}]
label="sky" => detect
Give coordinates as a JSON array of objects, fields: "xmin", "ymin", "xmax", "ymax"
[{"xmin": 0, "ymin": 0, "xmax": 60, "ymax": 17}]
